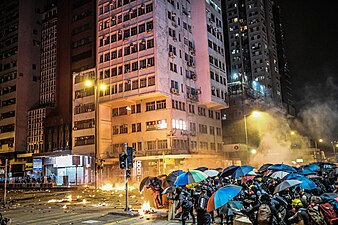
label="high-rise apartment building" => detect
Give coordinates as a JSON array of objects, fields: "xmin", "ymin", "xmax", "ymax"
[
  {"xmin": 221, "ymin": 0, "xmax": 292, "ymax": 163},
  {"xmin": 75, "ymin": 0, "xmax": 229, "ymax": 178},
  {"xmin": 0, "ymin": 0, "xmax": 44, "ymax": 175}
]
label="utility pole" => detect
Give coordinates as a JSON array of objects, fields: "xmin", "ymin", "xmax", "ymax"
[
  {"xmin": 3, "ymin": 159, "xmax": 8, "ymax": 207},
  {"xmin": 124, "ymin": 143, "xmax": 129, "ymax": 211}
]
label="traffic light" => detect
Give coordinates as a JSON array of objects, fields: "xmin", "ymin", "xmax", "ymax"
[
  {"xmin": 119, "ymin": 153, "xmax": 127, "ymax": 169},
  {"xmin": 126, "ymin": 169, "xmax": 131, "ymax": 178},
  {"xmin": 126, "ymin": 147, "xmax": 136, "ymax": 169}
]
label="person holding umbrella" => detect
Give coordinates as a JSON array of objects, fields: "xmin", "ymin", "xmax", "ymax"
[{"xmin": 196, "ymin": 186, "xmax": 211, "ymax": 225}]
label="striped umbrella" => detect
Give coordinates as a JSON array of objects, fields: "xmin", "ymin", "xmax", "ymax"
[{"xmin": 174, "ymin": 169, "xmax": 208, "ymax": 186}]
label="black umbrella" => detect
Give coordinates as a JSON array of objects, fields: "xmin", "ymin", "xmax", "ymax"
[
  {"xmin": 162, "ymin": 186, "xmax": 176, "ymax": 194},
  {"xmin": 163, "ymin": 170, "xmax": 183, "ymax": 188},
  {"xmin": 195, "ymin": 167, "xmax": 208, "ymax": 172},
  {"xmin": 220, "ymin": 166, "xmax": 239, "ymax": 177},
  {"xmin": 214, "ymin": 168, "xmax": 223, "ymax": 172},
  {"xmin": 258, "ymin": 163, "xmax": 273, "ymax": 173},
  {"xmin": 139, "ymin": 176, "xmax": 155, "ymax": 192}
]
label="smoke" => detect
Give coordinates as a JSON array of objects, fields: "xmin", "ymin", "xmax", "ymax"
[{"xmin": 298, "ymin": 76, "xmax": 338, "ymax": 140}]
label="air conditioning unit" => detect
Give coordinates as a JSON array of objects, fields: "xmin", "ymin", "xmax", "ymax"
[
  {"xmin": 188, "ymin": 93, "xmax": 193, "ymax": 99},
  {"xmin": 170, "ymin": 88, "xmax": 178, "ymax": 94},
  {"xmin": 191, "ymin": 75, "xmax": 196, "ymax": 80},
  {"xmin": 168, "ymin": 52, "xmax": 175, "ymax": 58}
]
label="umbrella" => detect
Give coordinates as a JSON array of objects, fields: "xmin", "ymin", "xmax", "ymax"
[
  {"xmin": 320, "ymin": 193, "xmax": 338, "ymax": 202},
  {"xmin": 204, "ymin": 169, "xmax": 219, "ymax": 177},
  {"xmin": 274, "ymin": 180, "xmax": 302, "ymax": 194},
  {"xmin": 270, "ymin": 171, "xmax": 289, "ymax": 179},
  {"xmin": 207, "ymin": 184, "xmax": 242, "ymax": 212},
  {"xmin": 270, "ymin": 164, "xmax": 297, "ymax": 173},
  {"xmin": 304, "ymin": 163, "xmax": 320, "ymax": 171},
  {"xmin": 297, "ymin": 168, "xmax": 316, "ymax": 176},
  {"xmin": 232, "ymin": 166, "xmax": 254, "ymax": 178},
  {"xmin": 174, "ymin": 170, "xmax": 208, "ymax": 186},
  {"xmin": 195, "ymin": 167, "xmax": 208, "ymax": 172},
  {"xmin": 214, "ymin": 168, "xmax": 223, "ymax": 172},
  {"xmin": 285, "ymin": 174, "xmax": 317, "ymax": 190},
  {"xmin": 162, "ymin": 186, "xmax": 176, "ymax": 194},
  {"xmin": 139, "ymin": 176, "xmax": 154, "ymax": 191},
  {"xmin": 258, "ymin": 163, "xmax": 273, "ymax": 173},
  {"xmin": 220, "ymin": 166, "xmax": 239, "ymax": 177},
  {"xmin": 272, "ymin": 195, "xmax": 288, "ymax": 206},
  {"xmin": 163, "ymin": 170, "xmax": 183, "ymax": 188}
]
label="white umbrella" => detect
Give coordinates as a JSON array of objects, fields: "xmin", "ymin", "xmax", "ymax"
[
  {"xmin": 274, "ymin": 180, "xmax": 302, "ymax": 194},
  {"xmin": 204, "ymin": 169, "xmax": 219, "ymax": 177},
  {"xmin": 246, "ymin": 171, "xmax": 258, "ymax": 176},
  {"xmin": 270, "ymin": 171, "xmax": 289, "ymax": 179}
]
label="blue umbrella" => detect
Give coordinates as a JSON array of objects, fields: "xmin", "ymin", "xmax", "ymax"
[
  {"xmin": 195, "ymin": 167, "xmax": 208, "ymax": 172},
  {"xmin": 270, "ymin": 164, "xmax": 297, "ymax": 173},
  {"xmin": 285, "ymin": 174, "xmax": 317, "ymax": 190},
  {"xmin": 304, "ymin": 163, "xmax": 320, "ymax": 171},
  {"xmin": 220, "ymin": 165, "xmax": 239, "ymax": 177},
  {"xmin": 297, "ymin": 168, "xmax": 317, "ymax": 176},
  {"xmin": 232, "ymin": 166, "xmax": 254, "ymax": 178},
  {"xmin": 207, "ymin": 185, "xmax": 242, "ymax": 211}
]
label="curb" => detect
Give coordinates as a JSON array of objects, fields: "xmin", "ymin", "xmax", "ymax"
[{"xmin": 108, "ymin": 210, "xmax": 140, "ymax": 217}]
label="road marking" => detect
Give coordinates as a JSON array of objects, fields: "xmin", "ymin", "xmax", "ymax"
[
  {"xmin": 133, "ymin": 219, "xmax": 155, "ymax": 224},
  {"xmin": 104, "ymin": 217, "xmax": 138, "ymax": 224},
  {"xmin": 82, "ymin": 220, "xmax": 101, "ymax": 223}
]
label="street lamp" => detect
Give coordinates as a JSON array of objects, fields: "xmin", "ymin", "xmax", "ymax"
[
  {"xmin": 244, "ymin": 110, "xmax": 261, "ymax": 151},
  {"xmin": 330, "ymin": 141, "xmax": 338, "ymax": 162},
  {"xmin": 314, "ymin": 138, "xmax": 323, "ymax": 162},
  {"xmin": 84, "ymin": 78, "xmax": 107, "ymax": 189}
]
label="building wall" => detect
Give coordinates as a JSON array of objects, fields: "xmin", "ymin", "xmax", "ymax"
[
  {"xmin": 80, "ymin": 0, "xmax": 228, "ymax": 165},
  {"xmin": 0, "ymin": 0, "xmax": 43, "ymax": 154}
]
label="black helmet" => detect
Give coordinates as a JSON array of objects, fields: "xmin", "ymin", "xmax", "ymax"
[{"xmin": 260, "ymin": 194, "xmax": 270, "ymax": 203}]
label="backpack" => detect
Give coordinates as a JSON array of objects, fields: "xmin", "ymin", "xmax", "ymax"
[
  {"xmin": 197, "ymin": 194, "xmax": 209, "ymax": 211},
  {"xmin": 307, "ymin": 207, "xmax": 325, "ymax": 225},
  {"xmin": 319, "ymin": 203, "xmax": 338, "ymax": 225},
  {"xmin": 257, "ymin": 203, "xmax": 271, "ymax": 224}
]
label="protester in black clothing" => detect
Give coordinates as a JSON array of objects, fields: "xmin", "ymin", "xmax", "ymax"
[
  {"xmin": 176, "ymin": 187, "xmax": 195, "ymax": 225},
  {"xmin": 245, "ymin": 193, "xmax": 280, "ymax": 225},
  {"xmin": 196, "ymin": 188, "xmax": 211, "ymax": 225}
]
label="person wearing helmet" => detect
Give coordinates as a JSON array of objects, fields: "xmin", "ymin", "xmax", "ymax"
[{"xmin": 288, "ymin": 198, "xmax": 309, "ymax": 225}]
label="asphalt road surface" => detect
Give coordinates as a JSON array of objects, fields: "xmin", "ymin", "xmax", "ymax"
[{"xmin": 0, "ymin": 189, "xmax": 183, "ymax": 225}]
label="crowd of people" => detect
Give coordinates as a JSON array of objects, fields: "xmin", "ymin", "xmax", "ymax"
[{"xmin": 145, "ymin": 163, "xmax": 338, "ymax": 225}]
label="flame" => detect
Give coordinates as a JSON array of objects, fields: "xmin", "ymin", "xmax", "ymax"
[
  {"xmin": 48, "ymin": 199, "xmax": 58, "ymax": 203},
  {"xmin": 118, "ymin": 194, "xmax": 123, "ymax": 197},
  {"xmin": 101, "ymin": 183, "xmax": 114, "ymax": 191},
  {"xmin": 66, "ymin": 195, "xmax": 72, "ymax": 202},
  {"xmin": 139, "ymin": 201, "xmax": 151, "ymax": 216},
  {"xmin": 82, "ymin": 199, "xmax": 87, "ymax": 204},
  {"xmin": 62, "ymin": 205, "xmax": 67, "ymax": 209}
]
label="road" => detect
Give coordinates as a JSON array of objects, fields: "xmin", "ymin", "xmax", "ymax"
[{"xmin": 0, "ymin": 188, "xmax": 186, "ymax": 225}]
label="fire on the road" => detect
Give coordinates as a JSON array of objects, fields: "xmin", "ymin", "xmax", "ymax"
[{"xmin": 138, "ymin": 201, "xmax": 155, "ymax": 216}]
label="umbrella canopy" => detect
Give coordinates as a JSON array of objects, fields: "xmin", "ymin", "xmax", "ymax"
[
  {"xmin": 232, "ymin": 166, "xmax": 254, "ymax": 178},
  {"xmin": 285, "ymin": 174, "xmax": 317, "ymax": 190},
  {"xmin": 297, "ymin": 168, "xmax": 316, "ymax": 176},
  {"xmin": 214, "ymin": 168, "xmax": 223, "ymax": 172},
  {"xmin": 270, "ymin": 164, "xmax": 297, "ymax": 173},
  {"xmin": 270, "ymin": 171, "xmax": 289, "ymax": 179},
  {"xmin": 258, "ymin": 163, "xmax": 273, "ymax": 173},
  {"xmin": 174, "ymin": 170, "xmax": 208, "ymax": 186},
  {"xmin": 272, "ymin": 195, "xmax": 288, "ymax": 206},
  {"xmin": 204, "ymin": 169, "xmax": 220, "ymax": 177},
  {"xmin": 220, "ymin": 166, "xmax": 239, "ymax": 177},
  {"xmin": 195, "ymin": 167, "xmax": 209, "ymax": 172},
  {"xmin": 139, "ymin": 176, "xmax": 156, "ymax": 191},
  {"xmin": 207, "ymin": 184, "xmax": 242, "ymax": 212},
  {"xmin": 304, "ymin": 163, "xmax": 320, "ymax": 171},
  {"xmin": 320, "ymin": 193, "xmax": 338, "ymax": 202},
  {"xmin": 163, "ymin": 170, "xmax": 183, "ymax": 188},
  {"xmin": 274, "ymin": 180, "xmax": 302, "ymax": 194}
]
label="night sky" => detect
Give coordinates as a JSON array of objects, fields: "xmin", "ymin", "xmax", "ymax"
[{"xmin": 280, "ymin": 1, "xmax": 338, "ymax": 110}]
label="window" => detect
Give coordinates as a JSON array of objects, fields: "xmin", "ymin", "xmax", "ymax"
[
  {"xmin": 132, "ymin": 79, "xmax": 138, "ymax": 89},
  {"xmin": 156, "ymin": 100, "xmax": 166, "ymax": 109},
  {"xmin": 146, "ymin": 3, "xmax": 153, "ymax": 13},
  {"xmin": 147, "ymin": 57, "xmax": 155, "ymax": 67},
  {"xmin": 146, "ymin": 102, "xmax": 155, "ymax": 111},
  {"xmin": 132, "ymin": 123, "xmax": 141, "ymax": 132},
  {"xmin": 148, "ymin": 76, "xmax": 155, "ymax": 86},
  {"xmin": 147, "ymin": 39, "xmax": 154, "ymax": 48},
  {"xmin": 140, "ymin": 78, "xmax": 146, "ymax": 88},
  {"xmin": 210, "ymin": 126, "xmax": 215, "ymax": 135},
  {"xmin": 158, "ymin": 140, "xmax": 167, "ymax": 149},
  {"xmin": 147, "ymin": 141, "xmax": 156, "ymax": 150},
  {"xmin": 113, "ymin": 126, "xmax": 119, "ymax": 135},
  {"xmin": 120, "ymin": 124, "xmax": 128, "ymax": 134}
]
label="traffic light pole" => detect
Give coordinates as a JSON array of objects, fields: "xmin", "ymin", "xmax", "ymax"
[{"xmin": 124, "ymin": 143, "xmax": 129, "ymax": 211}]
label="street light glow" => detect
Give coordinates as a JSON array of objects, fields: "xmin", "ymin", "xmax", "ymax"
[
  {"xmin": 290, "ymin": 131, "xmax": 296, "ymax": 136},
  {"xmin": 85, "ymin": 79, "xmax": 93, "ymax": 87},
  {"xmin": 251, "ymin": 111, "xmax": 261, "ymax": 118},
  {"xmin": 251, "ymin": 149, "xmax": 257, "ymax": 154},
  {"xmin": 319, "ymin": 138, "xmax": 323, "ymax": 143},
  {"xmin": 99, "ymin": 83, "xmax": 107, "ymax": 91}
]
